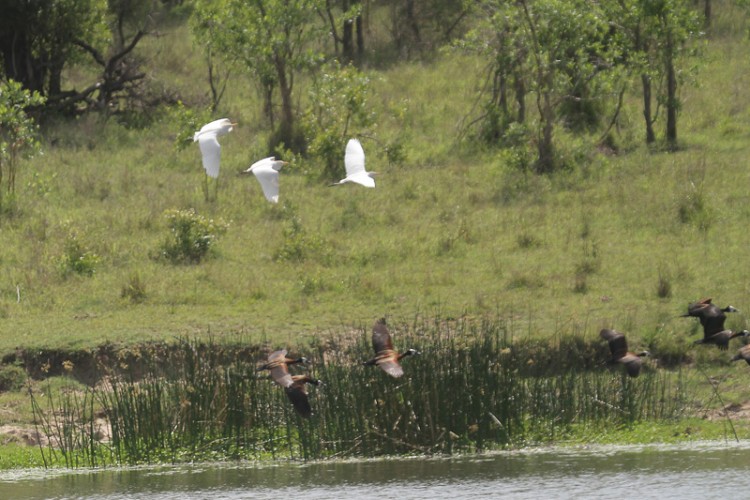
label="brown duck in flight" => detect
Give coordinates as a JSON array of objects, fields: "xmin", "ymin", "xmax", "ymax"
[
  {"xmin": 257, "ymin": 349, "xmax": 320, "ymax": 418},
  {"xmin": 364, "ymin": 318, "xmax": 420, "ymax": 378},
  {"xmin": 600, "ymin": 329, "xmax": 650, "ymax": 378},
  {"xmin": 682, "ymin": 298, "xmax": 739, "ymax": 339}
]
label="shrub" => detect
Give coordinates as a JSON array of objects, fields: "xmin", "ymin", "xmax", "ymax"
[
  {"xmin": 121, "ymin": 272, "xmax": 147, "ymax": 303},
  {"xmin": 0, "ymin": 364, "xmax": 27, "ymax": 392},
  {"xmin": 677, "ymin": 182, "xmax": 712, "ymax": 231},
  {"xmin": 159, "ymin": 208, "xmax": 229, "ymax": 264},
  {"xmin": 59, "ymin": 226, "xmax": 100, "ymax": 277},
  {"xmin": 274, "ymin": 203, "xmax": 326, "ymax": 263}
]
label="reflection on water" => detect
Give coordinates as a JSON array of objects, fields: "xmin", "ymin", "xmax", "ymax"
[{"xmin": 1, "ymin": 441, "xmax": 750, "ymax": 499}]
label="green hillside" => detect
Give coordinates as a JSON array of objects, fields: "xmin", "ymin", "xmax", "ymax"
[{"xmin": 1, "ymin": 2, "xmax": 750, "ymax": 360}]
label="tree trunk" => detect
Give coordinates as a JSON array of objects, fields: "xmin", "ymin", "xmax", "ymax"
[
  {"xmin": 406, "ymin": 0, "xmax": 421, "ymax": 47},
  {"xmin": 665, "ymin": 35, "xmax": 677, "ymax": 148},
  {"xmin": 342, "ymin": 21, "xmax": 353, "ymax": 61},
  {"xmin": 514, "ymin": 74, "xmax": 525, "ymax": 123},
  {"xmin": 341, "ymin": 0, "xmax": 353, "ymax": 61},
  {"xmin": 274, "ymin": 55, "xmax": 296, "ymax": 149},
  {"xmin": 356, "ymin": 12, "xmax": 364, "ymax": 56},
  {"xmin": 537, "ymin": 93, "xmax": 555, "ymax": 174},
  {"xmin": 704, "ymin": 0, "xmax": 711, "ymax": 30},
  {"xmin": 641, "ymin": 74, "xmax": 655, "ymax": 144}
]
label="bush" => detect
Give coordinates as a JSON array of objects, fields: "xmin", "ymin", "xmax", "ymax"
[
  {"xmin": 121, "ymin": 272, "xmax": 147, "ymax": 303},
  {"xmin": 159, "ymin": 208, "xmax": 229, "ymax": 264},
  {"xmin": 0, "ymin": 364, "xmax": 27, "ymax": 392},
  {"xmin": 59, "ymin": 226, "xmax": 100, "ymax": 277}
]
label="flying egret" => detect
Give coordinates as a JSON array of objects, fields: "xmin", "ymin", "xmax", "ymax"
[
  {"xmin": 332, "ymin": 138, "xmax": 377, "ymax": 188},
  {"xmin": 193, "ymin": 118, "xmax": 236, "ymax": 179},
  {"xmin": 243, "ymin": 156, "xmax": 288, "ymax": 203}
]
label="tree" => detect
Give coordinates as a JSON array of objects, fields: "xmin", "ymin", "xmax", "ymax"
[
  {"xmin": 0, "ymin": 80, "xmax": 46, "ymax": 212},
  {"xmin": 607, "ymin": 0, "xmax": 701, "ymax": 148},
  {"xmin": 385, "ymin": 0, "xmax": 470, "ymax": 58},
  {"xmin": 0, "ymin": 0, "xmax": 107, "ymax": 98},
  {"xmin": 0, "ymin": 0, "xmax": 166, "ymax": 117},
  {"xmin": 192, "ymin": 0, "xmax": 326, "ymax": 152},
  {"xmin": 465, "ymin": 0, "xmax": 618, "ymax": 173},
  {"xmin": 457, "ymin": 2, "xmax": 527, "ymax": 144},
  {"xmin": 190, "ymin": 1, "xmax": 235, "ymax": 112},
  {"xmin": 319, "ymin": 0, "xmax": 365, "ymax": 62}
]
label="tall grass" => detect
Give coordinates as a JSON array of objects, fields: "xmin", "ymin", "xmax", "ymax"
[{"xmin": 30, "ymin": 317, "xmax": 687, "ymax": 466}]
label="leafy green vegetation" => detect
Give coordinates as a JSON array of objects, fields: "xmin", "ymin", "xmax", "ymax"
[
  {"xmin": 1, "ymin": 1, "xmax": 750, "ymax": 467},
  {"xmin": 23, "ymin": 323, "xmax": 689, "ymax": 466}
]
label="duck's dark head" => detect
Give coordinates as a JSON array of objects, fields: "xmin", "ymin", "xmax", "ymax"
[
  {"xmin": 404, "ymin": 348, "xmax": 421, "ymax": 357},
  {"xmin": 724, "ymin": 305, "xmax": 739, "ymax": 313},
  {"xmin": 295, "ymin": 356, "xmax": 309, "ymax": 365},
  {"xmin": 637, "ymin": 350, "xmax": 651, "ymax": 358}
]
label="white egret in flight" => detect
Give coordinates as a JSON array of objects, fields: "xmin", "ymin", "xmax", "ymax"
[
  {"xmin": 243, "ymin": 157, "xmax": 288, "ymax": 203},
  {"xmin": 193, "ymin": 118, "xmax": 236, "ymax": 179},
  {"xmin": 332, "ymin": 138, "xmax": 376, "ymax": 188}
]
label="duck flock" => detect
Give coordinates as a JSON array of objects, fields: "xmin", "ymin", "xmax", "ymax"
[
  {"xmin": 256, "ymin": 297, "xmax": 748, "ymax": 418},
  {"xmin": 193, "ymin": 119, "xmax": 750, "ymax": 418}
]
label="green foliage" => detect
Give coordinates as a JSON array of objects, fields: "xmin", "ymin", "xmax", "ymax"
[
  {"xmin": 159, "ymin": 208, "xmax": 229, "ymax": 264},
  {"xmin": 27, "ymin": 323, "xmax": 689, "ymax": 465},
  {"xmin": 274, "ymin": 203, "xmax": 326, "ymax": 263},
  {"xmin": 191, "ymin": 0, "xmax": 326, "ymax": 150},
  {"xmin": 677, "ymin": 181, "xmax": 712, "ymax": 231},
  {"xmin": 121, "ymin": 272, "xmax": 147, "ymax": 303},
  {"xmin": 0, "ymin": 80, "xmax": 46, "ymax": 211},
  {"xmin": 0, "ymin": 0, "xmax": 109, "ymax": 95},
  {"xmin": 59, "ymin": 225, "xmax": 101, "ymax": 278},
  {"xmin": 0, "ymin": 364, "xmax": 27, "ymax": 392},
  {"xmin": 169, "ymin": 101, "xmax": 210, "ymax": 152}
]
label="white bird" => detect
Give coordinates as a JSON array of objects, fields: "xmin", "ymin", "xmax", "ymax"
[
  {"xmin": 243, "ymin": 157, "xmax": 288, "ymax": 203},
  {"xmin": 332, "ymin": 138, "xmax": 376, "ymax": 188},
  {"xmin": 193, "ymin": 118, "xmax": 236, "ymax": 179}
]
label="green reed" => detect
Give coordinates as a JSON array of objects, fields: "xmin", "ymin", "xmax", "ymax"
[{"xmin": 30, "ymin": 318, "xmax": 690, "ymax": 466}]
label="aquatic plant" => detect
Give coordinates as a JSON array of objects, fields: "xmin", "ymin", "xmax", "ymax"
[{"xmin": 30, "ymin": 318, "xmax": 689, "ymax": 466}]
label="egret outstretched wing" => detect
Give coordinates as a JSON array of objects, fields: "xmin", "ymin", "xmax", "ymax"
[
  {"xmin": 333, "ymin": 138, "xmax": 375, "ymax": 188},
  {"xmin": 198, "ymin": 135, "xmax": 222, "ymax": 178},
  {"xmin": 245, "ymin": 156, "xmax": 286, "ymax": 203},
  {"xmin": 344, "ymin": 139, "xmax": 366, "ymax": 176},
  {"xmin": 193, "ymin": 118, "xmax": 235, "ymax": 179}
]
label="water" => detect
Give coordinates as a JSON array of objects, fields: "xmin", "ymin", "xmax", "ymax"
[{"xmin": 1, "ymin": 441, "xmax": 749, "ymax": 499}]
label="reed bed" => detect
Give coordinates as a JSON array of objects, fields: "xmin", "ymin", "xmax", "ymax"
[{"xmin": 30, "ymin": 317, "xmax": 688, "ymax": 466}]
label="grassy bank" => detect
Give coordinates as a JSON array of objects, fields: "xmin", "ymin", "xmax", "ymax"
[
  {"xmin": 0, "ymin": 5, "xmax": 749, "ymax": 355},
  {"xmin": 0, "ymin": 316, "xmax": 744, "ymax": 469}
]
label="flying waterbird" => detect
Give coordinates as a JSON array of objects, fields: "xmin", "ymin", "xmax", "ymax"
[
  {"xmin": 331, "ymin": 138, "xmax": 377, "ymax": 188},
  {"xmin": 681, "ymin": 297, "xmax": 740, "ymax": 349},
  {"xmin": 243, "ymin": 156, "xmax": 287, "ymax": 203},
  {"xmin": 694, "ymin": 329, "xmax": 749, "ymax": 350},
  {"xmin": 364, "ymin": 318, "xmax": 420, "ymax": 378},
  {"xmin": 193, "ymin": 118, "xmax": 237, "ymax": 179},
  {"xmin": 600, "ymin": 329, "xmax": 650, "ymax": 378},
  {"xmin": 256, "ymin": 349, "xmax": 319, "ymax": 418}
]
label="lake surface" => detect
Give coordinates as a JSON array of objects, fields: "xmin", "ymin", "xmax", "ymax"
[{"xmin": 1, "ymin": 440, "xmax": 749, "ymax": 499}]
